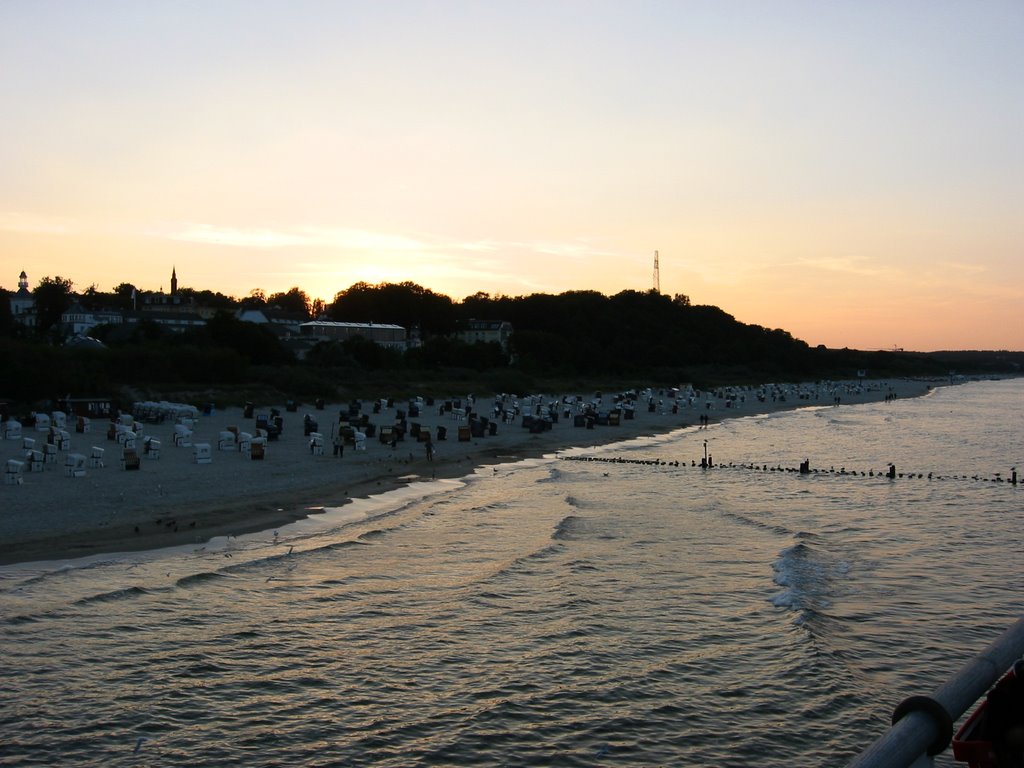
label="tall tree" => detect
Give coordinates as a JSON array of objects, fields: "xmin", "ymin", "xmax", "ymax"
[
  {"xmin": 33, "ymin": 276, "xmax": 75, "ymax": 332},
  {"xmin": 239, "ymin": 289, "xmax": 267, "ymax": 310},
  {"xmin": 0, "ymin": 290, "xmax": 13, "ymax": 337},
  {"xmin": 267, "ymin": 287, "xmax": 311, "ymax": 317},
  {"xmin": 329, "ymin": 281, "xmax": 456, "ymax": 335},
  {"xmin": 113, "ymin": 283, "xmax": 138, "ymax": 309},
  {"xmin": 177, "ymin": 287, "xmax": 237, "ymax": 309}
]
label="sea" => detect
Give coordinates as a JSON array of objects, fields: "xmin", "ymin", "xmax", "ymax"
[{"xmin": 1, "ymin": 378, "xmax": 1021, "ymax": 767}]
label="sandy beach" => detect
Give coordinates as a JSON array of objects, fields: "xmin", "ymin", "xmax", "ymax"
[{"xmin": 0, "ymin": 379, "xmax": 941, "ymax": 565}]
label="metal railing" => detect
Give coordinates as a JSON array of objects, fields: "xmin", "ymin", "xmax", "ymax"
[{"xmin": 846, "ymin": 616, "xmax": 1024, "ymax": 768}]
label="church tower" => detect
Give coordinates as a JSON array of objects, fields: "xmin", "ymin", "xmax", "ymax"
[
  {"xmin": 18, "ymin": 270, "xmax": 28, "ymax": 292},
  {"xmin": 170, "ymin": 266, "xmax": 178, "ymax": 297}
]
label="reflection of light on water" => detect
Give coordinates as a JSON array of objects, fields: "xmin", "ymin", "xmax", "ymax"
[{"xmin": 0, "ymin": 380, "xmax": 1021, "ymax": 767}]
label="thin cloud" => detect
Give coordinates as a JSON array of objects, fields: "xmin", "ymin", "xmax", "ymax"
[
  {"xmin": 939, "ymin": 261, "xmax": 987, "ymax": 275},
  {"xmin": 153, "ymin": 223, "xmax": 631, "ymax": 265},
  {"xmin": 149, "ymin": 222, "xmax": 646, "ymax": 297},
  {"xmin": 0, "ymin": 211, "xmax": 74, "ymax": 235},
  {"xmin": 796, "ymin": 256, "xmax": 886, "ymax": 278},
  {"xmin": 157, "ymin": 223, "xmax": 435, "ymax": 252},
  {"xmin": 160, "ymin": 224, "xmax": 315, "ymax": 249}
]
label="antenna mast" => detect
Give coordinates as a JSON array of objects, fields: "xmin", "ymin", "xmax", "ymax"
[{"xmin": 653, "ymin": 250, "xmax": 660, "ymax": 294}]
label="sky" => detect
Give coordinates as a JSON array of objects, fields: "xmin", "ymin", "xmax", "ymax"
[{"xmin": 1, "ymin": 1, "xmax": 1021, "ymax": 352}]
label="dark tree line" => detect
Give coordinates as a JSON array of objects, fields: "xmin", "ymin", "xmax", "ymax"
[{"xmin": 2, "ymin": 277, "xmax": 1017, "ymax": 411}]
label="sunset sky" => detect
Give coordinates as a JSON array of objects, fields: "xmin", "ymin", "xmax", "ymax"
[{"xmin": 2, "ymin": 1, "xmax": 1021, "ymax": 352}]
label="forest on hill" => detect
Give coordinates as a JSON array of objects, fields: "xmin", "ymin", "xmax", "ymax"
[{"xmin": 1, "ymin": 279, "xmax": 1020, "ymax": 410}]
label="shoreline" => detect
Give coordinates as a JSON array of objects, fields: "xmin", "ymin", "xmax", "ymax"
[{"xmin": 0, "ymin": 379, "xmax": 947, "ymax": 566}]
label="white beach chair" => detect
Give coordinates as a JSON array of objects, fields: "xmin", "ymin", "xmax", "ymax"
[
  {"xmin": 54, "ymin": 429, "xmax": 71, "ymax": 451},
  {"xmin": 22, "ymin": 437, "xmax": 34, "ymax": 451},
  {"xmin": 25, "ymin": 449, "xmax": 44, "ymax": 472},
  {"xmin": 64, "ymin": 452, "xmax": 86, "ymax": 478},
  {"xmin": 3, "ymin": 420, "xmax": 22, "ymax": 440},
  {"xmin": 144, "ymin": 438, "xmax": 161, "ymax": 459},
  {"xmin": 35, "ymin": 413, "xmax": 51, "ymax": 432},
  {"xmin": 193, "ymin": 443, "xmax": 212, "ymax": 464},
  {"xmin": 88, "ymin": 446, "xmax": 105, "ymax": 468},
  {"xmin": 52, "ymin": 411, "xmax": 67, "ymax": 430},
  {"xmin": 354, "ymin": 431, "xmax": 367, "ymax": 451},
  {"xmin": 43, "ymin": 443, "xmax": 58, "ymax": 464},
  {"xmin": 4, "ymin": 459, "xmax": 24, "ymax": 485},
  {"xmin": 76, "ymin": 416, "xmax": 91, "ymax": 434},
  {"xmin": 237, "ymin": 432, "xmax": 252, "ymax": 453},
  {"xmin": 308, "ymin": 432, "xmax": 325, "ymax": 456},
  {"xmin": 173, "ymin": 424, "xmax": 193, "ymax": 447},
  {"xmin": 217, "ymin": 430, "xmax": 236, "ymax": 451}
]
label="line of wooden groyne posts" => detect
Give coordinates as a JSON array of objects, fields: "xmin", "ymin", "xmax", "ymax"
[{"xmin": 558, "ymin": 454, "xmax": 1019, "ymax": 486}]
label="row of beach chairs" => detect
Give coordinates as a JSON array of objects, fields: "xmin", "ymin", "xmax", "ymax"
[
  {"xmin": 190, "ymin": 440, "xmax": 265, "ymax": 463},
  {"xmin": 3, "ymin": 446, "xmax": 117, "ymax": 482}
]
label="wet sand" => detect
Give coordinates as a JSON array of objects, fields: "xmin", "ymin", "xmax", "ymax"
[{"xmin": 0, "ymin": 380, "xmax": 940, "ymax": 565}]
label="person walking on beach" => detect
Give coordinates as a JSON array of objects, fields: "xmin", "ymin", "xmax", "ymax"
[
  {"xmin": 333, "ymin": 429, "xmax": 344, "ymax": 458},
  {"xmin": 425, "ymin": 436, "xmax": 434, "ymax": 461}
]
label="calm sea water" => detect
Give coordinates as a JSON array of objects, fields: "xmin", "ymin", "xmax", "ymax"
[{"xmin": 1, "ymin": 379, "xmax": 1021, "ymax": 767}]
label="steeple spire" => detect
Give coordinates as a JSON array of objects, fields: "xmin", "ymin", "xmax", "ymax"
[{"xmin": 170, "ymin": 266, "xmax": 178, "ymax": 296}]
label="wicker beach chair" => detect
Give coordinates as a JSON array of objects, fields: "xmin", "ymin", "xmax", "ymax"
[
  {"xmin": 88, "ymin": 446, "xmax": 105, "ymax": 468},
  {"xmin": 121, "ymin": 448, "xmax": 140, "ymax": 471},
  {"xmin": 25, "ymin": 449, "xmax": 44, "ymax": 472},
  {"xmin": 4, "ymin": 458, "xmax": 24, "ymax": 485},
  {"xmin": 143, "ymin": 438, "xmax": 161, "ymax": 459},
  {"xmin": 193, "ymin": 443, "xmax": 213, "ymax": 464},
  {"xmin": 173, "ymin": 424, "xmax": 193, "ymax": 447},
  {"xmin": 64, "ymin": 452, "xmax": 86, "ymax": 478}
]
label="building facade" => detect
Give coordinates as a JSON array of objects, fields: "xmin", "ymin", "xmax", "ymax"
[
  {"xmin": 61, "ymin": 302, "xmax": 125, "ymax": 335},
  {"xmin": 457, "ymin": 319, "xmax": 513, "ymax": 351},
  {"xmin": 299, "ymin": 320, "xmax": 407, "ymax": 349}
]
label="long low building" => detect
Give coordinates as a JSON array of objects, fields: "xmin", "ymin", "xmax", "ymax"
[{"xmin": 299, "ymin": 320, "xmax": 407, "ymax": 348}]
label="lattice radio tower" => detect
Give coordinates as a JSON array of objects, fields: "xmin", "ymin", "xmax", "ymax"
[{"xmin": 653, "ymin": 250, "xmax": 660, "ymax": 294}]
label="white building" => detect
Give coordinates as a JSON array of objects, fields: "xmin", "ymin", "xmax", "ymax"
[
  {"xmin": 299, "ymin": 320, "xmax": 407, "ymax": 349},
  {"xmin": 61, "ymin": 302, "xmax": 124, "ymax": 335},
  {"xmin": 457, "ymin": 319, "xmax": 513, "ymax": 351}
]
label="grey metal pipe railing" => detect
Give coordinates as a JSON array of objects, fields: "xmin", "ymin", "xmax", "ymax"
[{"xmin": 846, "ymin": 616, "xmax": 1024, "ymax": 768}]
